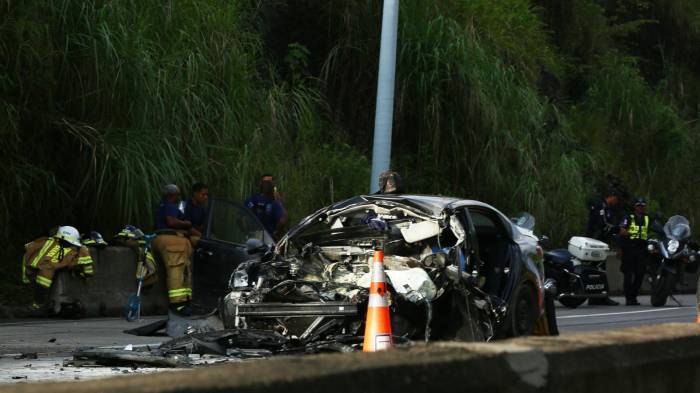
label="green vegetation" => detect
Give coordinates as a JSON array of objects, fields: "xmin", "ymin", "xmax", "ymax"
[{"xmin": 2, "ymin": 0, "xmax": 700, "ymax": 298}]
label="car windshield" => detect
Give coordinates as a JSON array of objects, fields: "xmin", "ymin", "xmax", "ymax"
[
  {"xmin": 511, "ymin": 212, "xmax": 535, "ymax": 231},
  {"xmin": 663, "ymin": 215, "xmax": 691, "ymax": 240}
]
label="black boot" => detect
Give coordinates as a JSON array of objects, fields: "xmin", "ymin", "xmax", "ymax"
[
  {"xmin": 28, "ymin": 285, "xmax": 50, "ymax": 317},
  {"xmin": 169, "ymin": 301, "xmax": 192, "ymax": 316}
]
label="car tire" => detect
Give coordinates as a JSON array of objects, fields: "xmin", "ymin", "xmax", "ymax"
[
  {"xmin": 501, "ymin": 282, "xmax": 538, "ymax": 338},
  {"xmin": 544, "ymin": 291, "xmax": 559, "ymax": 335},
  {"xmin": 558, "ymin": 296, "xmax": 587, "ymax": 308}
]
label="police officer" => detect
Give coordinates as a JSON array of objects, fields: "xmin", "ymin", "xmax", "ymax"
[
  {"xmin": 618, "ymin": 197, "xmax": 659, "ymax": 305},
  {"xmin": 151, "ymin": 184, "xmax": 194, "ymax": 315},
  {"xmin": 586, "ymin": 189, "xmax": 621, "ymax": 306},
  {"xmin": 245, "ymin": 174, "xmax": 288, "ymax": 240},
  {"xmin": 376, "ymin": 170, "xmax": 404, "ymax": 194},
  {"xmin": 184, "ymin": 182, "xmax": 209, "ymax": 243},
  {"xmin": 22, "ymin": 226, "xmax": 94, "ymax": 315}
]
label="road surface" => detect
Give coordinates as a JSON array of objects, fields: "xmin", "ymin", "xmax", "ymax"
[
  {"xmin": 0, "ymin": 294, "xmax": 697, "ymax": 383},
  {"xmin": 556, "ymin": 294, "xmax": 697, "ymax": 333}
]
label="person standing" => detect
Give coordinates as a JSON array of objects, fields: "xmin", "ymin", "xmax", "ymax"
[
  {"xmin": 245, "ymin": 174, "xmax": 288, "ymax": 240},
  {"xmin": 184, "ymin": 182, "xmax": 209, "ymax": 243},
  {"xmin": 586, "ymin": 189, "xmax": 621, "ymax": 306},
  {"xmin": 375, "ymin": 170, "xmax": 404, "ymax": 194},
  {"xmin": 151, "ymin": 184, "xmax": 194, "ymax": 315},
  {"xmin": 618, "ymin": 197, "xmax": 658, "ymax": 305},
  {"xmin": 21, "ymin": 226, "xmax": 94, "ymax": 315}
]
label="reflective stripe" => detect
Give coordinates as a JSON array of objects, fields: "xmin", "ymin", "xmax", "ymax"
[
  {"xmin": 36, "ymin": 276, "xmax": 53, "ymax": 288},
  {"xmin": 146, "ymin": 252, "xmax": 155, "ymax": 263},
  {"xmin": 368, "ymin": 293, "xmax": 389, "ymax": 307},
  {"xmin": 372, "ymin": 262, "xmax": 386, "ymax": 283},
  {"xmin": 30, "ymin": 240, "xmax": 55, "ymax": 267},
  {"xmin": 168, "ymin": 289, "xmax": 189, "ymax": 298},
  {"xmin": 83, "ymin": 266, "xmax": 94, "ymax": 273},
  {"xmin": 78, "ymin": 256, "xmax": 93, "ymax": 265}
]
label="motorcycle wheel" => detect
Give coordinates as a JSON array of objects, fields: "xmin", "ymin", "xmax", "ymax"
[
  {"xmin": 650, "ymin": 271, "xmax": 675, "ymax": 307},
  {"xmin": 558, "ymin": 296, "xmax": 587, "ymax": 308}
]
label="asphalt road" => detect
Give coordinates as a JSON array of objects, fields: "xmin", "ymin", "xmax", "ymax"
[
  {"xmin": 556, "ymin": 294, "xmax": 697, "ymax": 333},
  {"xmin": 0, "ymin": 294, "xmax": 697, "ymax": 383}
]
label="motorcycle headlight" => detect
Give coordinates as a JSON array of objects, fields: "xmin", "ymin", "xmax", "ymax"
[{"xmin": 668, "ymin": 240, "xmax": 680, "ymax": 254}]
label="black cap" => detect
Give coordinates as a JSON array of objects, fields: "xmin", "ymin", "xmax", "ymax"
[{"xmin": 633, "ymin": 197, "xmax": 647, "ymax": 206}]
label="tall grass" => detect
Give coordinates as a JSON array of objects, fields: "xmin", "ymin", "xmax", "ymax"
[
  {"xmin": 0, "ymin": 0, "xmax": 368, "ymax": 288},
  {"xmin": 2, "ymin": 0, "xmax": 700, "ymax": 296}
]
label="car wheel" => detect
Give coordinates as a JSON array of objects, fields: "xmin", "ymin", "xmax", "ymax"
[{"xmin": 502, "ymin": 283, "xmax": 537, "ymax": 337}]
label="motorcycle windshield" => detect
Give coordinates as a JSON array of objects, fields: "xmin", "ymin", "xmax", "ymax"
[
  {"xmin": 511, "ymin": 212, "xmax": 535, "ymax": 231},
  {"xmin": 663, "ymin": 215, "xmax": 691, "ymax": 240}
]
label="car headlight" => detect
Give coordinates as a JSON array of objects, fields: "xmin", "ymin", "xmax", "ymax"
[
  {"xmin": 668, "ymin": 240, "xmax": 680, "ymax": 254},
  {"xmin": 232, "ymin": 270, "xmax": 249, "ymax": 288}
]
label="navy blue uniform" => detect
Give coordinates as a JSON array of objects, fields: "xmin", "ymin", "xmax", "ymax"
[
  {"xmin": 586, "ymin": 197, "xmax": 616, "ymax": 242},
  {"xmin": 184, "ymin": 198, "xmax": 207, "ymax": 232},
  {"xmin": 244, "ymin": 194, "xmax": 284, "ymax": 235},
  {"xmin": 155, "ymin": 201, "xmax": 184, "ymax": 230}
]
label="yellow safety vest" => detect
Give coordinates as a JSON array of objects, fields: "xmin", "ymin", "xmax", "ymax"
[{"xmin": 628, "ymin": 214, "xmax": 649, "ymax": 240}]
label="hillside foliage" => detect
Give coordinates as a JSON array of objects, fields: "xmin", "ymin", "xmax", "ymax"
[{"xmin": 2, "ymin": 0, "xmax": 699, "ymax": 294}]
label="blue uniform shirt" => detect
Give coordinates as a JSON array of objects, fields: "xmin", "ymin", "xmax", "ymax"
[
  {"xmin": 184, "ymin": 198, "xmax": 208, "ymax": 231},
  {"xmin": 244, "ymin": 194, "xmax": 284, "ymax": 234},
  {"xmin": 155, "ymin": 200, "xmax": 184, "ymax": 230}
]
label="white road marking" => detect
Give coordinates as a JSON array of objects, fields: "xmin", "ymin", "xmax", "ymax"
[{"xmin": 557, "ymin": 306, "xmax": 694, "ymax": 319}]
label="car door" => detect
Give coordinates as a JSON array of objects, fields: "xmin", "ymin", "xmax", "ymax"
[{"xmin": 192, "ymin": 198, "xmax": 273, "ymax": 311}]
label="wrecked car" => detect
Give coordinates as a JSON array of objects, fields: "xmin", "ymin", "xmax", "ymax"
[{"xmin": 216, "ymin": 195, "xmax": 553, "ymax": 344}]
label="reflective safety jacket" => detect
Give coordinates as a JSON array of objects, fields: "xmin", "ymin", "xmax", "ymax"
[
  {"xmin": 22, "ymin": 237, "xmax": 94, "ymax": 283},
  {"xmin": 627, "ymin": 214, "xmax": 650, "ymax": 240}
]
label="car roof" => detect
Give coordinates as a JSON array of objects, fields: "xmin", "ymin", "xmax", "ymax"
[{"xmin": 326, "ymin": 194, "xmax": 500, "ymax": 216}]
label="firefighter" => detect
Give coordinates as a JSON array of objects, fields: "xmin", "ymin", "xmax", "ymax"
[
  {"xmin": 245, "ymin": 175, "xmax": 288, "ymax": 240},
  {"xmin": 184, "ymin": 182, "xmax": 209, "ymax": 245},
  {"xmin": 22, "ymin": 226, "xmax": 94, "ymax": 316},
  {"xmin": 152, "ymin": 184, "xmax": 194, "ymax": 315}
]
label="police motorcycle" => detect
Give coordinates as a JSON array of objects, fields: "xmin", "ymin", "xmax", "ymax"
[
  {"xmin": 647, "ymin": 215, "xmax": 700, "ymax": 307},
  {"xmin": 511, "ymin": 213, "xmax": 610, "ymax": 309}
]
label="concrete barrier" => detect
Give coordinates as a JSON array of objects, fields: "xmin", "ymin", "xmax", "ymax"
[
  {"xmin": 4, "ymin": 323, "xmax": 700, "ymax": 393},
  {"xmin": 50, "ymin": 246, "xmax": 169, "ymax": 317}
]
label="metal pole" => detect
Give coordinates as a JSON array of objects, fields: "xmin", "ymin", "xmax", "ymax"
[{"xmin": 369, "ymin": 0, "xmax": 399, "ymax": 194}]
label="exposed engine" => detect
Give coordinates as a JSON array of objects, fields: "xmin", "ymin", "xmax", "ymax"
[{"xmin": 221, "ymin": 202, "xmax": 497, "ymax": 343}]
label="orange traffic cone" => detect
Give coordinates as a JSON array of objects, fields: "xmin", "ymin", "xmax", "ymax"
[{"xmin": 363, "ymin": 248, "xmax": 393, "ymax": 352}]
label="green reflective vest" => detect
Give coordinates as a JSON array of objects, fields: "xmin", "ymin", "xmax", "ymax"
[{"xmin": 628, "ymin": 214, "xmax": 649, "ymax": 240}]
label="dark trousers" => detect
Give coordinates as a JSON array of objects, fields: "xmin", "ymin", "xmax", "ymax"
[
  {"xmin": 620, "ymin": 243, "xmax": 647, "ymax": 302},
  {"xmin": 623, "ymin": 270, "xmax": 645, "ymax": 301}
]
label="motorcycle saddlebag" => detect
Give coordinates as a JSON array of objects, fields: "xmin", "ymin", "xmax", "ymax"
[{"xmin": 568, "ymin": 236, "xmax": 609, "ymax": 262}]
